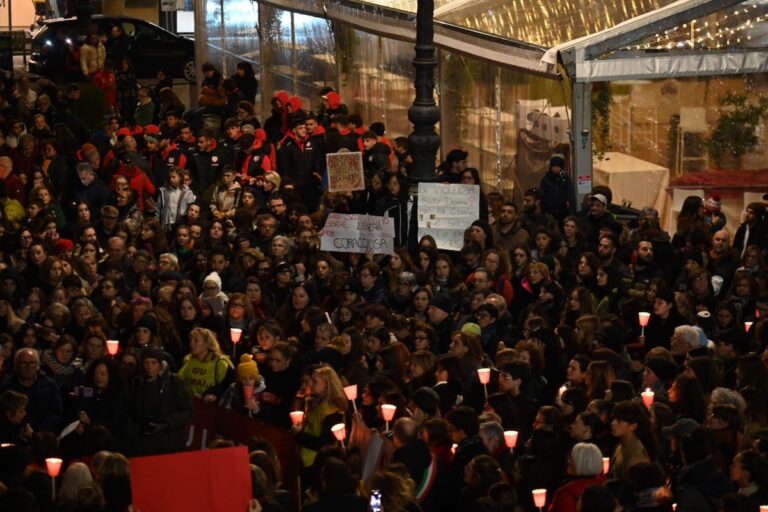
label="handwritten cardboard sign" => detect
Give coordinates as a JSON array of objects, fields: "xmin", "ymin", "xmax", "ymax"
[
  {"xmin": 320, "ymin": 213, "xmax": 395, "ymax": 255},
  {"xmin": 327, "ymin": 151, "xmax": 365, "ymax": 192},
  {"xmin": 130, "ymin": 446, "xmax": 251, "ymax": 512},
  {"xmin": 417, "ymin": 183, "xmax": 480, "ymax": 251}
]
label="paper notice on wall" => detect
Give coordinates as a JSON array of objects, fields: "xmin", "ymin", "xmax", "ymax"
[
  {"xmin": 577, "ymin": 174, "xmax": 592, "ymax": 195},
  {"xmin": 417, "ymin": 183, "xmax": 479, "ymax": 251},
  {"xmin": 327, "ymin": 151, "xmax": 365, "ymax": 192},
  {"xmin": 320, "ymin": 213, "xmax": 395, "ymax": 255}
]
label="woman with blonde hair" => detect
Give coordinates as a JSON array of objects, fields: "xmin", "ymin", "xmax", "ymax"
[
  {"xmin": 293, "ymin": 365, "xmax": 346, "ymax": 469},
  {"xmin": 179, "ymin": 327, "xmax": 234, "ymax": 401}
]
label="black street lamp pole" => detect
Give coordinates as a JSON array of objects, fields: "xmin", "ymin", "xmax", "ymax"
[{"xmin": 407, "ymin": 0, "xmax": 440, "ymax": 183}]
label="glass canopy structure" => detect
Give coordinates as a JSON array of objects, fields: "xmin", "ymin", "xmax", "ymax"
[{"xmin": 197, "ymin": 0, "xmax": 768, "ymax": 227}]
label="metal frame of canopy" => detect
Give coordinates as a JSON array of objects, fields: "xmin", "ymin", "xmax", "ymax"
[{"xmin": 542, "ymin": 0, "xmax": 768, "ymax": 204}]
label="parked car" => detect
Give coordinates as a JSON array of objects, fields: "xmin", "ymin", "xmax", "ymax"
[{"xmin": 29, "ymin": 15, "xmax": 196, "ymax": 82}]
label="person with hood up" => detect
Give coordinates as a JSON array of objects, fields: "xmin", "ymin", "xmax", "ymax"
[
  {"xmin": 111, "ymin": 153, "xmax": 155, "ymax": 212},
  {"xmin": 539, "ymin": 153, "xmax": 575, "ymax": 222},
  {"xmin": 264, "ymin": 90, "xmax": 290, "ymax": 143},
  {"xmin": 319, "ymin": 90, "xmax": 348, "ymax": 128},
  {"xmin": 129, "ymin": 346, "xmax": 193, "ymax": 456},
  {"xmin": 199, "ymin": 271, "xmax": 229, "ymax": 317}
]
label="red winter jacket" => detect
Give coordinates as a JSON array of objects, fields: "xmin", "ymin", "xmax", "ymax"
[{"xmin": 548, "ymin": 475, "xmax": 606, "ymax": 512}]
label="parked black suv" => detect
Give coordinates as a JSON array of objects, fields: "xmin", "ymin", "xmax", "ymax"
[{"xmin": 29, "ymin": 16, "xmax": 196, "ymax": 82}]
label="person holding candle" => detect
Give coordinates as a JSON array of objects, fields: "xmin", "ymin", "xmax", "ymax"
[
  {"xmin": 178, "ymin": 327, "xmax": 234, "ymax": 402},
  {"xmin": 609, "ymin": 401, "xmax": 657, "ymax": 480},
  {"xmin": 644, "ymin": 287, "xmax": 686, "ymax": 350},
  {"xmin": 497, "ymin": 361, "xmax": 538, "ymax": 444},
  {"xmin": 258, "ymin": 342, "xmax": 301, "ymax": 428},
  {"xmin": 548, "ymin": 443, "xmax": 606, "ymax": 512},
  {"xmin": 293, "ymin": 365, "xmax": 346, "ymax": 471},
  {"xmin": 642, "ymin": 357, "xmax": 678, "ymax": 404},
  {"xmin": 221, "ymin": 292, "xmax": 258, "ymax": 361},
  {"xmin": 219, "ymin": 353, "xmax": 265, "ymax": 415},
  {"xmin": 445, "ymin": 406, "xmax": 487, "ymax": 487}
]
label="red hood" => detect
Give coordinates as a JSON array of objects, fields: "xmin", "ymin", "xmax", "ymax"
[
  {"xmin": 310, "ymin": 125, "xmax": 326, "ymax": 137},
  {"xmin": 325, "ymin": 91, "xmax": 341, "ymax": 109},
  {"xmin": 274, "ymin": 90, "xmax": 290, "ymax": 106},
  {"xmin": 288, "ymin": 96, "xmax": 303, "ymax": 113}
]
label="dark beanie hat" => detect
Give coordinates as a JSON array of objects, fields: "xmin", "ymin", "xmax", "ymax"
[
  {"xmin": 141, "ymin": 345, "xmax": 165, "ymax": 362},
  {"xmin": 136, "ymin": 314, "xmax": 158, "ymax": 335},
  {"xmin": 429, "ymin": 293, "xmax": 455, "ymax": 315},
  {"xmin": 412, "ymin": 387, "xmax": 440, "ymax": 416},
  {"xmin": 645, "ymin": 358, "xmax": 678, "ymax": 382}
]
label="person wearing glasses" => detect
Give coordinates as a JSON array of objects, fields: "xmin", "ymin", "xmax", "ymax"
[{"xmin": 3, "ymin": 347, "xmax": 63, "ymax": 434}]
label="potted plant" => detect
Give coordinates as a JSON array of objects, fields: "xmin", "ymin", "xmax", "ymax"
[{"xmin": 708, "ymin": 92, "xmax": 768, "ymax": 169}]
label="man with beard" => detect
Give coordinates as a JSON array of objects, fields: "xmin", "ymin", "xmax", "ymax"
[
  {"xmin": 491, "ymin": 201, "xmax": 529, "ymax": 256},
  {"xmin": 520, "ymin": 187, "xmax": 558, "ymax": 237},
  {"xmin": 628, "ymin": 239, "xmax": 663, "ymax": 297},
  {"xmin": 597, "ymin": 233, "xmax": 630, "ymax": 279}
]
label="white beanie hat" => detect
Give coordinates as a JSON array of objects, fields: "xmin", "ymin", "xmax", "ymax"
[{"xmin": 204, "ymin": 271, "xmax": 222, "ymax": 290}]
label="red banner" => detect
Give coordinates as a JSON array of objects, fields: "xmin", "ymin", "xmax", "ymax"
[
  {"xmin": 184, "ymin": 399, "xmax": 300, "ymax": 509},
  {"xmin": 131, "ymin": 446, "xmax": 252, "ymax": 512}
]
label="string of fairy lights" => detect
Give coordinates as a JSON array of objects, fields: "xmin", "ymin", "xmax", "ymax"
[{"xmin": 621, "ymin": 2, "xmax": 768, "ymax": 51}]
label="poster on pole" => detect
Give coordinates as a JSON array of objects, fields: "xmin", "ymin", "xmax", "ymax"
[
  {"xmin": 320, "ymin": 213, "xmax": 395, "ymax": 255},
  {"xmin": 327, "ymin": 151, "xmax": 365, "ymax": 192},
  {"xmin": 417, "ymin": 183, "xmax": 480, "ymax": 251}
]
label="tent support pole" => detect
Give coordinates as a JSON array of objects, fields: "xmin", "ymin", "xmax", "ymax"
[{"xmin": 572, "ymin": 81, "xmax": 593, "ymax": 206}]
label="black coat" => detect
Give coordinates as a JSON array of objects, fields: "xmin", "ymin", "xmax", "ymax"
[
  {"xmin": 374, "ymin": 193, "xmax": 410, "ymax": 249},
  {"xmin": 540, "ymin": 170, "xmax": 575, "ymax": 220},
  {"xmin": 2, "ymin": 372, "xmax": 63, "ymax": 434},
  {"xmin": 129, "ymin": 368, "xmax": 193, "ymax": 456},
  {"xmin": 277, "ymin": 132, "xmax": 318, "ymax": 187}
]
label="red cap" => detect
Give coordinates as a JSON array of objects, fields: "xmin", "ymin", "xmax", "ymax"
[
  {"xmin": 116, "ymin": 127, "xmax": 132, "ymax": 138},
  {"xmin": 53, "ymin": 239, "xmax": 75, "ymax": 254}
]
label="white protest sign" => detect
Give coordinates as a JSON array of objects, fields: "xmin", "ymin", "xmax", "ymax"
[
  {"xmin": 417, "ymin": 183, "xmax": 480, "ymax": 251},
  {"xmin": 320, "ymin": 213, "xmax": 395, "ymax": 255}
]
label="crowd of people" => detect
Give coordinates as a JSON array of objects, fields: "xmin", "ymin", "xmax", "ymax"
[{"xmin": 0, "ymin": 44, "xmax": 767, "ymax": 512}]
